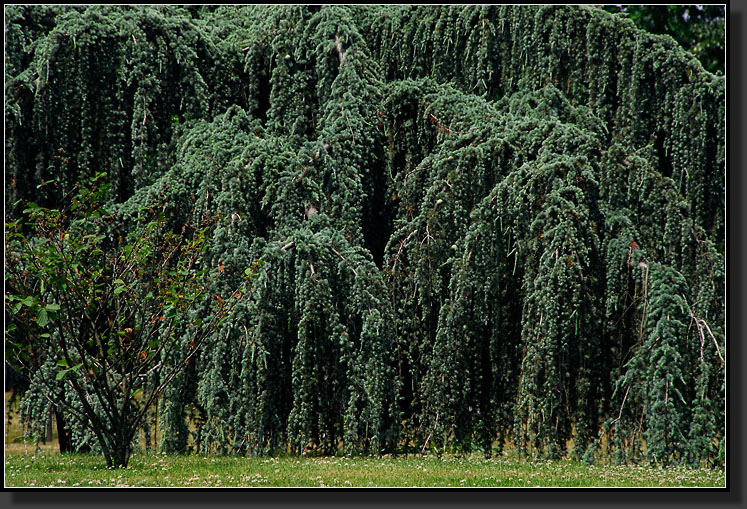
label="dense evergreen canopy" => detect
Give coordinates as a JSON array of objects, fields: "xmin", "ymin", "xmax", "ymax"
[{"xmin": 5, "ymin": 5, "xmax": 725, "ymax": 467}]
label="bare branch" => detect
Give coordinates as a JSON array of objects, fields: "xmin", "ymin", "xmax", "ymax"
[{"xmin": 690, "ymin": 310, "xmax": 724, "ymax": 364}]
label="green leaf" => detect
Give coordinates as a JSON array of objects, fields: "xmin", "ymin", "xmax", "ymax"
[
  {"xmin": 45, "ymin": 302, "xmax": 61, "ymax": 311},
  {"xmin": 55, "ymin": 364, "xmax": 82, "ymax": 381},
  {"xmin": 37, "ymin": 308, "xmax": 49, "ymax": 327},
  {"xmin": 22, "ymin": 202, "xmax": 40, "ymax": 213},
  {"xmin": 113, "ymin": 279, "xmax": 127, "ymax": 295}
]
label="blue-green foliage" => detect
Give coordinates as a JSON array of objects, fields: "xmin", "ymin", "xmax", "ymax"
[{"xmin": 6, "ymin": 5, "xmax": 724, "ymax": 464}]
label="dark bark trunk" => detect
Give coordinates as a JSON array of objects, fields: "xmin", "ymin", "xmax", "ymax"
[
  {"xmin": 101, "ymin": 439, "xmax": 131, "ymax": 469},
  {"xmin": 54, "ymin": 408, "xmax": 73, "ymax": 453},
  {"xmin": 107, "ymin": 427, "xmax": 135, "ymax": 468},
  {"xmin": 112, "ymin": 443, "xmax": 131, "ymax": 468}
]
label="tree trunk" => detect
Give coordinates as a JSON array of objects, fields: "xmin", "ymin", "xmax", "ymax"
[
  {"xmin": 44, "ymin": 412, "xmax": 53, "ymax": 444},
  {"xmin": 112, "ymin": 444, "xmax": 131, "ymax": 469},
  {"xmin": 102, "ymin": 439, "xmax": 131, "ymax": 469},
  {"xmin": 54, "ymin": 408, "xmax": 73, "ymax": 453},
  {"xmin": 109, "ymin": 428, "xmax": 135, "ymax": 468}
]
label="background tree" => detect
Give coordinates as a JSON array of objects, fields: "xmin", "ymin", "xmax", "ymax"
[{"xmin": 602, "ymin": 5, "xmax": 726, "ymax": 75}]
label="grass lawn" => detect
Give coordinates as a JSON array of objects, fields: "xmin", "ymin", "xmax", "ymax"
[
  {"xmin": 4, "ymin": 451, "xmax": 726, "ymax": 488},
  {"xmin": 4, "ymin": 394, "xmax": 725, "ymax": 488}
]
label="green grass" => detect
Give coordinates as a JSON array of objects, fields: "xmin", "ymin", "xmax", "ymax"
[
  {"xmin": 4, "ymin": 394, "xmax": 725, "ymax": 488},
  {"xmin": 4, "ymin": 451, "xmax": 725, "ymax": 488}
]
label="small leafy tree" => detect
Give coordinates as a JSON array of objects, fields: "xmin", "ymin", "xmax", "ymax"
[{"xmin": 5, "ymin": 173, "xmax": 248, "ymax": 468}]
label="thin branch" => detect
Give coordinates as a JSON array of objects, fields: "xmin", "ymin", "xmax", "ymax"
[
  {"xmin": 609, "ymin": 385, "xmax": 630, "ymax": 429},
  {"xmin": 330, "ymin": 246, "xmax": 358, "ymax": 276},
  {"xmin": 420, "ymin": 223, "xmax": 434, "ymax": 247},
  {"xmin": 421, "ymin": 412, "xmax": 439, "ymax": 454},
  {"xmin": 344, "ymin": 111, "xmax": 356, "ymax": 143},
  {"xmin": 637, "ymin": 262, "xmax": 649, "ymax": 344},
  {"xmin": 392, "ymin": 228, "xmax": 418, "ymax": 274},
  {"xmin": 690, "ymin": 310, "xmax": 724, "ymax": 364}
]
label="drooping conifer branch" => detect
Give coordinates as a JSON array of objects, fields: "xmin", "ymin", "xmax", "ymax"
[{"xmin": 6, "ymin": 5, "xmax": 724, "ymax": 465}]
